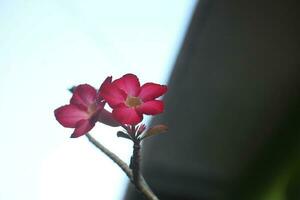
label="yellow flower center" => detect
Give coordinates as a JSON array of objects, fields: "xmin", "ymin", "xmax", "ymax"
[{"xmin": 125, "ymin": 96, "xmax": 142, "ymax": 108}]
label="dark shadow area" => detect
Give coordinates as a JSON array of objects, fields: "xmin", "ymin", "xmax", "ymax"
[{"xmin": 124, "ymin": 0, "xmax": 300, "ymax": 199}]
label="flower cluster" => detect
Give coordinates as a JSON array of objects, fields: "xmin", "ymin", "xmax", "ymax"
[{"xmin": 54, "ymin": 73, "xmax": 167, "ymax": 138}]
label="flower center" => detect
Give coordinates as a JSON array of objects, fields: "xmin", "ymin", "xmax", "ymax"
[
  {"xmin": 125, "ymin": 96, "xmax": 142, "ymax": 108},
  {"xmin": 88, "ymin": 103, "xmax": 97, "ymax": 116}
]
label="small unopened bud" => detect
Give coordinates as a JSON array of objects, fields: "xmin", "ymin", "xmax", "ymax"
[
  {"xmin": 68, "ymin": 86, "xmax": 77, "ymax": 93},
  {"xmin": 138, "ymin": 124, "xmax": 168, "ymax": 140}
]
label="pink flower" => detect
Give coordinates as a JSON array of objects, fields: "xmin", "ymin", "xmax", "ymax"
[
  {"xmin": 100, "ymin": 73, "xmax": 167, "ymax": 125},
  {"xmin": 54, "ymin": 78, "xmax": 119, "ymax": 138}
]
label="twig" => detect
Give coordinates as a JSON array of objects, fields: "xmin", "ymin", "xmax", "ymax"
[
  {"xmin": 85, "ymin": 133, "xmax": 159, "ymax": 200},
  {"xmin": 85, "ymin": 133, "xmax": 132, "ymax": 180}
]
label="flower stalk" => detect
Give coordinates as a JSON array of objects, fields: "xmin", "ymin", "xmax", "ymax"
[
  {"xmin": 131, "ymin": 140, "xmax": 141, "ymax": 184},
  {"xmin": 131, "ymin": 139, "xmax": 159, "ymax": 200}
]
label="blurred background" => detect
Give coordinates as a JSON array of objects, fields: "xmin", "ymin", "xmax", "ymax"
[
  {"xmin": 125, "ymin": 0, "xmax": 300, "ymax": 200},
  {"xmin": 1, "ymin": 0, "xmax": 300, "ymax": 200},
  {"xmin": 0, "ymin": 0, "xmax": 196, "ymax": 200}
]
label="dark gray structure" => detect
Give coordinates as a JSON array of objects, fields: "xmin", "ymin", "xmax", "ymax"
[{"xmin": 124, "ymin": 0, "xmax": 300, "ymax": 199}]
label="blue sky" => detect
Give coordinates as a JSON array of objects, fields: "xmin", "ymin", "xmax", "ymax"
[{"xmin": 0, "ymin": 1, "xmax": 197, "ymax": 199}]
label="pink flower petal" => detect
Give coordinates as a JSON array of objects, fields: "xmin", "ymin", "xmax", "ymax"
[
  {"xmin": 138, "ymin": 83, "xmax": 167, "ymax": 101},
  {"xmin": 71, "ymin": 119, "xmax": 95, "ymax": 138},
  {"xmin": 100, "ymin": 83, "xmax": 127, "ymax": 108},
  {"xmin": 95, "ymin": 101, "xmax": 105, "ymax": 112},
  {"xmin": 97, "ymin": 76, "xmax": 112, "ymax": 101},
  {"xmin": 70, "ymin": 84, "xmax": 97, "ymax": 109},
  {"xmin": 54, "ymin": 104, "xmax": 89, "ymax": 128},
  {"xmin": 136, "ymin": 100, "xmax": 164, "ymax": 115},
  {"xmin": 113, "ymin": 73, "xmax": 140, "ymax": 96},
  {"xmin": 97, "ymin": 109, "xmax": 120, "ymax": 127},
  {"xmin": 112, "ymin": 105, "xmax": 143, "ymax": 125}
]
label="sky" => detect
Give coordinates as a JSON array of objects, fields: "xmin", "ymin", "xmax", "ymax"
[{"xmin": 0, "ymin": 1, "xmax": 197, "ymax": 199}]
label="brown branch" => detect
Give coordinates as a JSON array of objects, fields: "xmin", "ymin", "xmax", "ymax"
[{"xmin": 86, "ymin": 133, "xmax": 159, "ymax": 200}]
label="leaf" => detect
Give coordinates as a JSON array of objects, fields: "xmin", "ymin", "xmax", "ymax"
[
  {"xmin": 139, "ymin": 124, "xmax": 168, "ymax": 140},
  {"xmin": 117, "ymin": 131, "xmax": 131, "ymax": 140}
]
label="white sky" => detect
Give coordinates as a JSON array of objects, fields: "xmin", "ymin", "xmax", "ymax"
[{"xmin": 0, "ymin": 1, "xmax": 197, "ymax": 199}]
